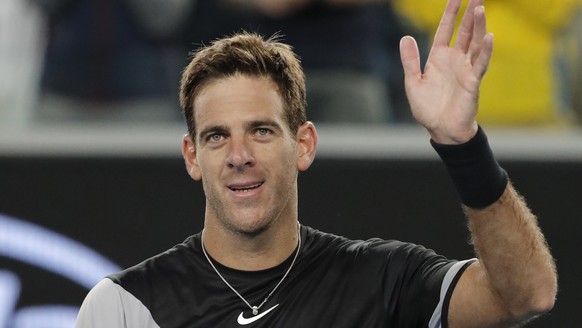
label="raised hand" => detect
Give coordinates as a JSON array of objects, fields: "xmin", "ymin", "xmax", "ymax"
[{"xmin": 399, "ymin": 0, "xmax": 493, "ymax": 144}]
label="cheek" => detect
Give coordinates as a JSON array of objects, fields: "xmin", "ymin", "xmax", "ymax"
[
  {"xmin": 198, "ymin": 165, "xmax": 221, "ymax": 200},
  {"xmin": 266, "ymin": 141, "xmax": 294, "ymax": 162},
  {"xmin": 270, "ymin": 148, "xmax": 299, "ymax": 178},
  {"xmin": 195, "ymin": 154, "xmax": 220, "ymax": 182}
]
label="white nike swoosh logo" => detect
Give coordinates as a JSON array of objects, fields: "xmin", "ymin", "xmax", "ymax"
[{"xmin": 237, "ymin": 304, "xmax": 279, "ymax": 325}]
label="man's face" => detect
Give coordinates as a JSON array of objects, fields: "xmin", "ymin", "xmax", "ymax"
[{"xmin": 183, "ymin": 75, "xmax": 314, "ymax": 235}]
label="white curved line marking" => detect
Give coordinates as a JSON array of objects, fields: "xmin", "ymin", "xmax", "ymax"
[{"xmin": 0, "ymin": 214, "xmax": 120, "ymax": 289}]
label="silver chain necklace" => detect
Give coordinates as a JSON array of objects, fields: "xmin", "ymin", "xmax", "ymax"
[{"xmin": 200, "ymin": 226, "xmax": 301, "ymax": 316}]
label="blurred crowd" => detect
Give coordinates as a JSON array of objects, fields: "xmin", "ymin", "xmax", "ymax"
[{"xmin": 1, "ymin": 0, "xmax": 581, "ymax": 128}]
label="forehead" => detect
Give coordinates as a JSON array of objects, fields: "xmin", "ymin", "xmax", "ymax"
[{"xmin": 193, "ymin": 75, "xmax": 286, "ymax": 128}]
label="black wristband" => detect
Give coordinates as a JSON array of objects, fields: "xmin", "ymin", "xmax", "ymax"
[{"xmin": 431, "ymin": 126, "xmax": 508, "ymax": 208}]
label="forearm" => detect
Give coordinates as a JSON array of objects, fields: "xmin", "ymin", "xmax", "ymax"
[
  {"xmin": 465, "ymin": 183, "xmax": 557, "ymax": 320},
  {"xmin": 432, "ymin": 126, "xmax": 557, "ymax": 326}
]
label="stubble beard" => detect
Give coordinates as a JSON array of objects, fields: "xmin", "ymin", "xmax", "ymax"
[{"xmin": 204, "ymin": 179, "xmax": 296, "ymax": 238}]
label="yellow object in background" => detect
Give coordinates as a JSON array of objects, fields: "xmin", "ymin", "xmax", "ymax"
[{"xmin": 394, "ymin": 0, "xmax": 582, "ymax": 126}]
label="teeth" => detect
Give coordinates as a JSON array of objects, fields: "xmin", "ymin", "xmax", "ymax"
[{"xmin": 230, "ymin": 183, "xmax": 261, "ymax": 192}]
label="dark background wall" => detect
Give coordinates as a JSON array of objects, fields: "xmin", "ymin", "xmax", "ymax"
[{"xmin": 0, "ymin": 155, "xmax": 580, "ymax": 327}]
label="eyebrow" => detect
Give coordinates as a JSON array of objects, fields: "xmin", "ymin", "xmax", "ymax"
[{"xmin": 246, "ymin": 119, "xmax": 283, "ymax": 132}]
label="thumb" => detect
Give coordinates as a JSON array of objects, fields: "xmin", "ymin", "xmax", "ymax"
[{"xmin": 399, "ymin": 36, "xmax": 421, "ymax": 81}]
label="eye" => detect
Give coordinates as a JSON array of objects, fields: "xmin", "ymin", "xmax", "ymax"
[
  {"xmin": 255, "ymin": 128, "xmax": 271, "ymax": 136},
  {"xmin": 208, "ymin": 133, "xmax": 224, "ymax": 142}
]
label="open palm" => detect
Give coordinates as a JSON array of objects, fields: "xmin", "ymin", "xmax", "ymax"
[{"xmin": 400, "ymin": 0, "xmax": 493, "ymax": 144}]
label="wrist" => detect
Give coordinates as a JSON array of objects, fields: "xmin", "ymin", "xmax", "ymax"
[
  {"xmin": 428, "ymin": 122, "xmax": 479, "ymax": 145},
  {"xmin": 431, "ymin": 125, "xmax": 508, "ymax": 208}
]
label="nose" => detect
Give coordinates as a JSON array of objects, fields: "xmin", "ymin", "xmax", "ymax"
[{"xmin": 226, "ymin": 137, "xmax": 255, "ymax": 170}]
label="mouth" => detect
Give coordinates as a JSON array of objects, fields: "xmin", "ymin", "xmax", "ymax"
[{"xmin": 227, "ymin": 182, "xmax": 264, "ymax": 193}]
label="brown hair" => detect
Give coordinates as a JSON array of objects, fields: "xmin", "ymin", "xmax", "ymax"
[{"xmin": 179, "ymin": 32, "xmax": 307, "ymax": 138}]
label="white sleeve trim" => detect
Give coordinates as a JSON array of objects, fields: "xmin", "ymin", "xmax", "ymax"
[
  {"xmin": 428, "ymin": 259, "xmax": 475, "ymax": 328},
  {"xmin": 75, "ymin": 278, "xmax": 160, "ymax": 328}
]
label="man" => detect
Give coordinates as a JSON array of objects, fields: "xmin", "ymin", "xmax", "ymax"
[{"xmin": 76, "ymin": 0, "xmax": 557, "ymax": 327}]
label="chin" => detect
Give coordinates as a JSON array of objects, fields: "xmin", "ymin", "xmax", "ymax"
[{"xmin": 225, "ymin": 215, "xmax": 272, "ymax": 237}]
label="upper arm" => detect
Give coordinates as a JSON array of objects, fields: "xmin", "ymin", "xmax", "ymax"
[
  {"xmin": 447, "ymin": 261, "xmax": 512, "ymax": 328},
  {"xmin": 379, "ymin": 241, "xmax": 473, "ymax": 328}
]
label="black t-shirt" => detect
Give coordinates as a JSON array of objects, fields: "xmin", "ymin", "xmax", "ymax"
[{"xmin": 76, "ymin": 225, "xmax": 472, "ymax": 327}]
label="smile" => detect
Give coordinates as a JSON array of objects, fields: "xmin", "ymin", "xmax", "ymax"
[{"xmin": 227, "ymin": 182, "xmax": 264, "ymax": 193}]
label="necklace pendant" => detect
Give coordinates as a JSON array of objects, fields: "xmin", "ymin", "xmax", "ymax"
[{"xmin": 252, "ymin": 306, "xmax": 258, "ymax": 315}]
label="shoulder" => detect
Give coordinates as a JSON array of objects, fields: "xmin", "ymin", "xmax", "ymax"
[
  {"xmin": 303, "ymin": 225, "xmax": 435, "ymax": 260},
  {"xmin": 76, "ymin": 236, "xmax": 200, "ymax": 328},
  {"xmin": 303, "ymin": 225, "xmax": 461, "ymax": 283},
  {"xmin": 109, "ymin": 235, "xmax": 198, "ymax": 285},
  {"xmin": 76, "ymin": 279, "xmax": 160, "ymax": 328},
  {"xmin": 105, "ymin": 235, "xmax": 201, "ymax": 304},
  {"xmin": 82, "ymin": 278, "xmax": 124, "ymax": 306}
]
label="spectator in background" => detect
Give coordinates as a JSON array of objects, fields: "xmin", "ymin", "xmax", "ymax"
[
  {"xmin": 393, "ymin": 0, "xmax": 582, "ymax": 127},
  {"xmin": 221, "ymin": 0, "xmax": 413, "ymax": 124},
  {"xmin": 0, "ymin": 0, "xmax": 44, "ymax": 127},
  {"xmin": 29, "ymin": 0, "xmax": 195, "ymax": 123},
  {"xmin": 179, "ymin": 0, "xmax": 250, "ymax": 53}
]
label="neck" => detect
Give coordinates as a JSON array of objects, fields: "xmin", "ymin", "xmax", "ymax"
[{"xmin": 202, "ymin": 219, "xmax": 300, "ymax": 271}]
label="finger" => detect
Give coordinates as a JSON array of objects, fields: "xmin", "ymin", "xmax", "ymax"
[
  {"xmin": 433, "ymin": 0, "xmax": 462, "ymax": 48},
  {"xmin": 468, "ymin": 5, "xmax": 487, "ymax": 64},
  {"xmin": 473, "ymin": 33, "xmax": 493, "ymax": 80},
  {"xmin": 400, "ymin": 36, "xmax": 422, "ymax": 81},
  {"xmin": 454, "ymin": 0, "xmax": 483, "ymax": 52}
]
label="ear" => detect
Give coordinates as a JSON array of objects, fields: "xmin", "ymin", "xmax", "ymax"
[
  {"xmin": 296, "ymin": 121, "xmax": 318, "ymax": 172},
  {"xmin": 182, "ymin": 134, "xmax": 202, "ymax": 181}
]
